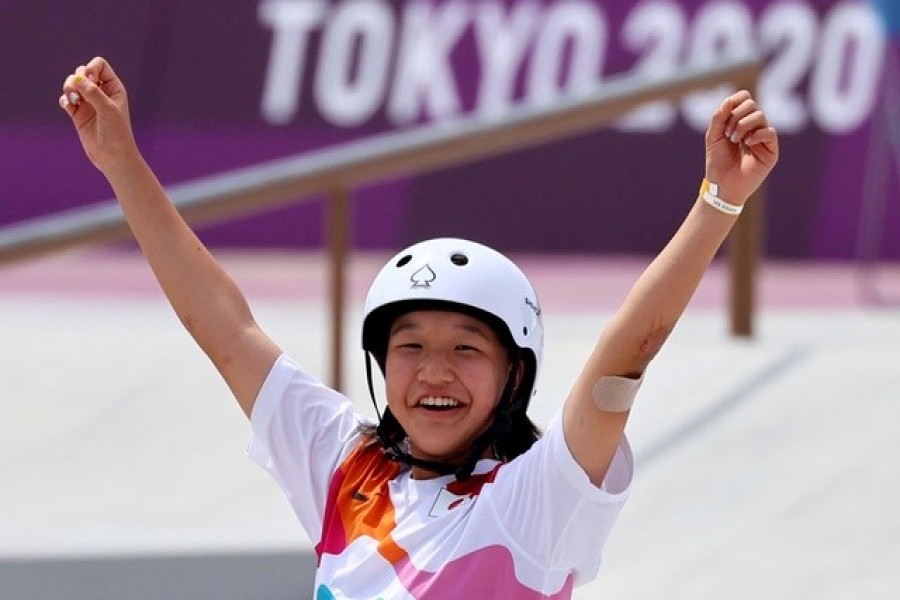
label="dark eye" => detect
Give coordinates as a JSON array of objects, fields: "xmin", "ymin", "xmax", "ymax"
[
  {"xmin": 396, "ymin": 254, "xmax": 412, "ymax": 267},
  {"xmin": 450, "ymin": 253, "xmax": 468, "ymax": 266}
]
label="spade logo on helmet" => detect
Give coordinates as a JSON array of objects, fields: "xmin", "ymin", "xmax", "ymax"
[{"xmin": 410, "ymin": 264, "xmax": 436, "ymax": 288}]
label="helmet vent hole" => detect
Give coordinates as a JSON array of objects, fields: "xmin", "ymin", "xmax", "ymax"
[
  {"xmin": 396, "ymin": 254, "xmax": 412, "ymax": 267},
  {"xmin": 450, "ymin": 253, "xmax": 468, "ymax": 266}
]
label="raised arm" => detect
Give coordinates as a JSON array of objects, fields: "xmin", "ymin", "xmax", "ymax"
[
  {"xmin": 563, "ymin": 90, "xmax": 779, "ymax": 485},
  {"xmin": 59, "ymin": 57, "xmax": 281, "ymax": 417}
]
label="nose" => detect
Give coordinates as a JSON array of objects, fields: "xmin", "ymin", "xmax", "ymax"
[{"xmin": 417, "ymin": 352, "xmax": 454, "ymax": 385}]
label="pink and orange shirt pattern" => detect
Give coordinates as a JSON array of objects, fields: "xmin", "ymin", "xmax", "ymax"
[{"xmin": 247, "ymin": 354, "xmax": 633, "ymax": 599}]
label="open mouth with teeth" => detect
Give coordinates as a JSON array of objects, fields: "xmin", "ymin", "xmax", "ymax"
[{"xmin": 418, "ymin": 397, "xmax": 462, "ymax": 411}]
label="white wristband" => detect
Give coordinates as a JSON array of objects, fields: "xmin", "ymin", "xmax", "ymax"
[{"xmin": 700, "ymin": 179, "xmax": 743, "ymax": 216}]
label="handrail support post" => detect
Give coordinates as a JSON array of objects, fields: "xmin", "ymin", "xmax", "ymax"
[
  {"xmin": 730, "ymin": 184, "xmax": 763, "ymax": 337},
  {"xmin": 327, "ymin": 187, "xmax": 351, "ymax": 391}
]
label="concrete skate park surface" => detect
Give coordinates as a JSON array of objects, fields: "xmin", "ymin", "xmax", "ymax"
[{"xmin": 2, "ymin": 249, "xmax": 899, "ymax": 599}]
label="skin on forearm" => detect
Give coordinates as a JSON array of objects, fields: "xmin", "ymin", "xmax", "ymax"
[
  {"xmin": 563, "ymin": 194, "xmax": 738, "ymax": 485},
  {"xmin": 61, "ymin": 60, "xmax": 278, "ymax": 414},
  {"xmin": 603, "ymin": 195, "xmax": 737, "ymax": 372},
  {"xmin": 105, "ymin": 155, "xmax": 279, "ymax": 414}
]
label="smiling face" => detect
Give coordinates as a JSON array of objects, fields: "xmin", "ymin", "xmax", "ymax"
[{"xmin": 384, "ymin": 309, "xmax": 512, "ymax": 477}]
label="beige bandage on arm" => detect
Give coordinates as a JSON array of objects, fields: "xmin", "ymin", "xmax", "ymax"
[{"xmin": 591, "ymin": 373, "xmax": 644, "ymax": 413}]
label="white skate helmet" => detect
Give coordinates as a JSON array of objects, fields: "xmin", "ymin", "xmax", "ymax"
[{"xmin": 361, "ymin": 237, "xmax": 544, "ymax": 400}]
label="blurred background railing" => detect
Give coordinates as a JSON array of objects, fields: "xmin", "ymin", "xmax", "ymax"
[{"xmin": 0, "ymin": 57, "xmax": 762, "ymax": 390}]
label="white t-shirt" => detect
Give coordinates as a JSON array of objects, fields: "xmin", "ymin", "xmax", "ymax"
[{"xmin": 247, "ymin": 354, "xmax": 632, "ymax": 599}]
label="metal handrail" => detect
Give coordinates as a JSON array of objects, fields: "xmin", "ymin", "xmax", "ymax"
[{"xmin": 0, "ymin": 57, "xmax": 763, "ymax": 389}]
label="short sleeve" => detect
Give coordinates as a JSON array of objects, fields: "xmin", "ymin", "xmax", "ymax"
[
  {"xmin": 487, "ymin": 414, "xmax": 633, "ymax": 585},
  {"xmin": 246, "ymin": 354, "xmax": 365, "ymax": 541}
]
